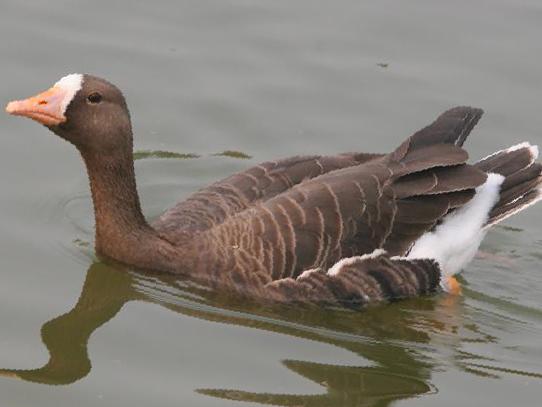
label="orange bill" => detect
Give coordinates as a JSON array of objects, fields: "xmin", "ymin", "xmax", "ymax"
[{"xmin": 5, "ymin": 86, "xmax": 69, "ymax": 126}]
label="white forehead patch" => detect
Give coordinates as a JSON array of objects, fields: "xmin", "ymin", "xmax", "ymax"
[{"xmin": 54, "ymin": 73, "xmax": 84, "ymax": 115}]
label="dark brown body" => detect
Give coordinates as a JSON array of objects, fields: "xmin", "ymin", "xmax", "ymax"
[
  {"xmin": 78, "ymin": 99, "xmax": 540, "ymax": 307},
  {"xmin": 8, "ymin": 75, "xmax": 542, "ymax": 308}
]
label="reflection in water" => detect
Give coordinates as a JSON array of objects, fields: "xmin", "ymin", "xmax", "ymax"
[
  {"xmin": 0, "ymin": 262, "xmax": 538, "ymax": 405},
  {"xmin": 200, "ymin": 363, "xmax": 430, "ymax": 406},
  {"xmin": 132, "ymin": 149, "xmax": 252, "ymax": 160},
  {"xmin": 200, "ymin": 359, "xmax": 433, "ymax": 406},
  {"xmin": 133, "ymin": 150, "xmax": 201, "ymax": 160}
]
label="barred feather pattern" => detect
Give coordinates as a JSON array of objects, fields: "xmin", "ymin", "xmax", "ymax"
[
  {"xmin": 153, "ymin": 153, "xmax": 382, "ymax": 238},
  {"xmin": 264, "ymin": 250, "xmax": 441, "ymax": 307}
]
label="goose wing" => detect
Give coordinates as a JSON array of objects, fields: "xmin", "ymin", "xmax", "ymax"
[
  {"xmin": 154, "ymin": 106, "xmax": 482, "ymax": 241},
  {"xmin": 153, "ymin": 153, "xmax": 382, "ymax": 238},
  {"xmin": 194, "ymin": 107, "xmax": 486, "ymax": 282}
]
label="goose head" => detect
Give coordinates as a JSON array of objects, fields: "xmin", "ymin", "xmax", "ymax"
[{"xmin": 6, "ymin": 74, "xmax": 132, "ymax": 154}]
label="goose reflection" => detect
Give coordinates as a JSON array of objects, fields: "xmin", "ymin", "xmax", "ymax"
[{"xmin": 0, "ymin": 261, "xmax": 494, "ymax": 405}]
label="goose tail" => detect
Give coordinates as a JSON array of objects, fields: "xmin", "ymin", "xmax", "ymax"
[
  {"xmin": 475, "ymin": 142, "xmax": 542, "ymax": 227},
  {"xmin": 406, "ymin": 141, "xmax": 542, "ymax": 292}
]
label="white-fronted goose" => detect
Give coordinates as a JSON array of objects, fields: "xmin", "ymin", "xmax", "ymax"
[{"xmin": 6, "ymin": 74, "xmax": 542, "ymax": 307}]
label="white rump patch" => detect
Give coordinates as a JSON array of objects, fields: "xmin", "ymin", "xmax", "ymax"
[
  {"xmin": 54, "ymin": 73, "xmax": 84, "ymax": 115},
  {"xmin": 407, "ymin": 173, "xmax": 504, "ymax": 284},
  {"xmin": 327, "ymin": 248, "xmax": 386, "ymax": 276}
]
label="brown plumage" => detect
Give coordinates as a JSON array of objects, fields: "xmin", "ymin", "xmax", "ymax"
[{"xmin": 6, "ymin": 74, "xmax": 542, "ymax": 308}]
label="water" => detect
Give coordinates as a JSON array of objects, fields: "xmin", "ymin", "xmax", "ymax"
[{"xmin": 1, "ymin": 1, "xmax": 541, "ymax": 406}]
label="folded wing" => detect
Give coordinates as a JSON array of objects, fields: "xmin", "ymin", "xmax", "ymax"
[{"xmin": 203, "ymin": 107, "xmax": 487, "ymax": 281}]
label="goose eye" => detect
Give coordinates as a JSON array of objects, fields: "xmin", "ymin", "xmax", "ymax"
[{"xmin": 87, "ymin": 92, "xmax": 102, "ymax": 104}]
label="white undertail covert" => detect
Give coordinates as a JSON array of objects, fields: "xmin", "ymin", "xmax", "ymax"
[{"xmin": 407, "ymin": 173, "xmax": 505, "ymax": 289}]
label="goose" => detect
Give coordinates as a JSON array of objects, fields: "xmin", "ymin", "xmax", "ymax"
[{"xmin": 6, "ymin": 74, "xmax": 542, "ymax": 307}]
